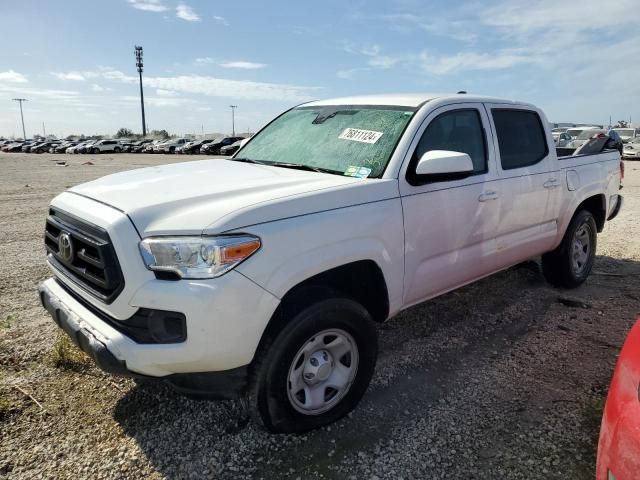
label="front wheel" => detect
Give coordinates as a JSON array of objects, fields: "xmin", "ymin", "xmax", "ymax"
[
  {"xmin": 92, "ymin": 148, "xmax": 99, "ymax": 154},
  {"xmin": 542, "ymin": 209, "xmax": 597, "ymax": 288},
  {"xmin": 250, "ymin": 296, "xmax": 377, "ymax": 433},
  {"xmin": 114, "ymin": 147, "xmax": 121, "ymax": 153}
]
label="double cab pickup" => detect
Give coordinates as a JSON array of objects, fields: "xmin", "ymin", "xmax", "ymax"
[{"xmin": 39, "ymin": 93, "xmax": 623, "ymax": 432}]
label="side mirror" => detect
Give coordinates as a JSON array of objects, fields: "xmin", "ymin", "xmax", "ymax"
[{"xmin": 415, "ymin": 150, "xmax": 474, "ymax": 177}]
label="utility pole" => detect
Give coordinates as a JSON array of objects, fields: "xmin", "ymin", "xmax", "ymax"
[
  {"xmin": 229, "ymin": 105, "xmax": 237, "ymax": 136},
  {"xmin": 12, "ymin": 98, "xmax": 27, "ymax": 139},
  {"xmin": 134, "ymin": 45, "xmax": 147, "ymax": 137},
  {"xmin": 42, "ymin": 122, "xmax": 46, "ymax": 137}
]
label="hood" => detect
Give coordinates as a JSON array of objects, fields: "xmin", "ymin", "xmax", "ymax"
[{"xmin": 69, "ymin": 159, "xmax": 398, "ymax": 236}]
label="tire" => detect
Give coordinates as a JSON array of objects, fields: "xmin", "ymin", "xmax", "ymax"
[
  {"xmin": 169, "ymin": 147, "xmax": 175, "ymax": 154},
  {"xmin": 114, "ymin": 147, "xmax": 121, "ymax": 153},
  {"xmin": 542, "ymin": 209, "xmax": 597, "ymax": 288},
  {"xmin": 250, "ymin": 295, "xmax": 377, "ymax": 433},
  {"xmin": 92, "ymin": 148, "xmax": 99, "ymax": 154}
]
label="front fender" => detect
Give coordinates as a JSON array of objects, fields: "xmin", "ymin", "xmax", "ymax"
[{"xmin": 235, "ymin": 198, "xmax": 405, "ymax": 316}]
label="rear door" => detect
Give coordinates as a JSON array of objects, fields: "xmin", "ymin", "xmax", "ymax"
[
  {"xmin": 484, "ymin": 105, "xmax": 561, "ymax": 268},
  {"xmin": 398, "ymin": 103, "xmax": 500, "ymax": 305}
]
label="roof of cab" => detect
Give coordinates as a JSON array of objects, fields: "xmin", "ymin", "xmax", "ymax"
[{"xmin": 303, "ymin": 93, "xmax": 524, "ymax": 108}]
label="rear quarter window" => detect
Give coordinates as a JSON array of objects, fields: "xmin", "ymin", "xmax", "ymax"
[{"xmin": 492, "ymin": 109, "xmax": 548, "ymax": 170}]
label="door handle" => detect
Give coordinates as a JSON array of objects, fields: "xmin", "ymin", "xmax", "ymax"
[
  {"xmin": 478, "ymin": 191, "xmax": 498, "ymax": 202},
  {"xmin": 543, "ymin": 178, "xmax": 560, "ymax": 189}
]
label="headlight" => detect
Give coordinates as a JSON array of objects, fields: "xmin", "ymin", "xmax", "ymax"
[{"xmin": 139, "ymin": 235, "xmax": 261, "ymax": 279}]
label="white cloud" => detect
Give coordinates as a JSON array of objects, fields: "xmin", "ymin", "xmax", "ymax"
[
  {"xmin": 343, "ymin": 43, "xmax": 400, "ymax": 70},
  {"xmin": 85, "ymin": 69, "xmax": 318, "ymax": 101},
  {"xmin": 481, "ymin": 0, "xmax": 640, "ymax": 34},
  {"xmin": 416, "ymin": 50, "xmax": 538, "ymax": 75},
  {"xmin": 176, "ymin": 4, "xmax": 200, "ymax": 22},
  {"xmin": 195, "ymin": 57, "xmax": 215, "ymax": 64},
  {"xmin": 127, "ymin": 0, "xmax": 167, "ymax": 12},
  {"xmin": 52, "ymin": 71, "xmax": 86, "ymax": 81},
  {"xmin": 90, "ymin": 84, "xmax": 112, "ymax": 92},
  {"xmin": 142, "ymin": 75, "xmax": 316, "ymax": 101},
  {"xmin": 0, "ymin": 70, "xmax": 28, "ymax": 83},
  {"xmin": 336, "ymin": 69, "xmax": 359, "ymax": 80},
  {"xmin": 0, "ymin": 83, "xmax": 79, "ymax": 101},
  {"xmin": 212, "ymin": 15, "xmax": 229, "ymax": 26},
  {"xmin": 377, "ymin": 13, "xmax": 477, "ymax": 43},
  {"xmin": 156, "ymin": 88, "xmax": 178, "ymax": 96},
  {"xmin": 219, "ymin": 61, "xmax": 267, "ymax": 70}
]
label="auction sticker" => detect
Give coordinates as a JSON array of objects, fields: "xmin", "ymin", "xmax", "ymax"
[{"xmin": 339, "ymin": 128, "xmax": 383, "ymax": 144}]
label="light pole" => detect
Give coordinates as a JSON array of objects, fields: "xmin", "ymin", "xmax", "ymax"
[
  {"xmin": 134, "ymin": 45, "xmax": 147, "ymax": 137},
  {"xmin": 229, "ymin": 105, "xmax": 237, "ymax": 136},
  {"xmin": 12, "ymin": 98, "xmax": 27, "ymax": 139}
]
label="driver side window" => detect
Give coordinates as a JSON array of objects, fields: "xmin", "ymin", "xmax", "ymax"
[{"xmin": 414, "ymin": 109, "xmax": 487, "ymax": 175}]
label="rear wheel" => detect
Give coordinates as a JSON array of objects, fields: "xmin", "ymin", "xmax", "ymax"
[
  {"xmin": 542, "ymin": 209, "xmax": 597, "ymax": 288},
  {"xmin": 250, "ymin": 296, "xmax": 377, "ymax": 433},
  {"xmin": 114, "ymin": 147, "xmax": 121, "ymax": 153}
]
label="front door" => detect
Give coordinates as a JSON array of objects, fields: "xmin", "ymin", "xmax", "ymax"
[{"xmin": 399, "ymin": 103, "xmax": 501, "ymax": 306}]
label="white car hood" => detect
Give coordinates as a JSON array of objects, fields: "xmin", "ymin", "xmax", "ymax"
[{"xmin": 69, "ymin": 159, "xmax": 398, "ymax": 236}]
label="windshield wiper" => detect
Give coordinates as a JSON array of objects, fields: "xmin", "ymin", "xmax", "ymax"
[
  {"xmin": 231, "ymin": 157, "xmax": 268, "ymax": 165},
  {"xmin": 267, "ymin": 162, "xmax": 343, "ymax": 175},
  {"xmin": 232, "ymin": 158, "xmax": 343, "ymax": 175}
]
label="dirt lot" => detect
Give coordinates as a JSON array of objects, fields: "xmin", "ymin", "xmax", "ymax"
[{"xmin": 1, "ymin": 152, "xmax": 639, "ymax": 479}]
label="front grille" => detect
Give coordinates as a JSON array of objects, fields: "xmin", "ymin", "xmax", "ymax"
[{"xmin": 44, "ymin": 208, "xmax": 124, "ymax": 304}]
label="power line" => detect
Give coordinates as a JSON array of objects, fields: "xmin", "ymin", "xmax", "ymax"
[
  {"xmin": 12, "ymin": 98, "xmax": 28, "ymax": 139},
  {"xmin": 134, "ymin": 45, "xmax": 147, "ymax": 137}
]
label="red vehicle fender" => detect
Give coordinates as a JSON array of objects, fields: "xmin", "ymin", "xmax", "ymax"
[{"xmin": 596, "ymin": 319, "xmax": 640, "ymax": 479}]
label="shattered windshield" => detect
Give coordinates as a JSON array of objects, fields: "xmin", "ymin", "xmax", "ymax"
[{"xmin": 236, "ymin": 105, "xmax": 415, "ymax": 178}]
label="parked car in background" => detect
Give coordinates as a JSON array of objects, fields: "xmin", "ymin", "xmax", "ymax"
[
  {"xmin": 32, "ymin": 141, "xmax": 60, "ymax": 153},
  {"xmin": 88, "ymin": 140, "xmax": 122, "ymax": 154},
  {"xmin": 612, "ymin": 128, "xmax": 636, "ymax": 143},
  {"xmin": 3, "ymin": 141, "xmax": 26, "ymax": 152},
  {"xmin": 566, "ymin": 129, "xmax": 607, "ymax": 150},
  {"xmin": 72, "ymin": 140, "xmax": 97, "ymax": 154},
  {"xmin": 21, "ymin": 141, "xmax": 39, "ymax": 153},
  {"xmin": 597, "ymin": 318, "xmax": 640, "ymax": 480},
  {"xmin": 53, "ymin": 142, "xmax": 77, "ymax": 153},
  {"xmin": 623, "ymin": 136, "xmax": 640, "ymax": 160},
  {"xmin": 124, "ymin": 140, "xmax": 152, "ymax": 153},
  {"xmin": 219, "ymin": 140, "xmax": 243, "ymax": 156},
  {"xmin": 39, "ymin": 93, "xmax": 623, "ymax": 433},
  {"xmin": 160, "ymin": 138, "xmax": 190, "ymax": 154},
  {"xmin": 180, "ymin": 139, "xmax": 213, "ymax": 154},
  {"xmin": 552, "ymin": 131, "xmax": 572, "ymax": 147},
  {"xmin": 565, "ymin": 126, "xmax": 600, "ymax": 141},
  {"xmin": 144, "ymin": 140, "xmax": 162, "ymax": 153},
  {"xmin": 200, "ymin": 136, "xmax": 245, "ymax": 155}
]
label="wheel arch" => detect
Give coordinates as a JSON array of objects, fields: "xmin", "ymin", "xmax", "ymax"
[
  {"xmin": 251, "ymin": 260, "xmax": 389, "ymax": 365},
  {"xmin": 575, "ymin": 193, "xmax": 606, "ymax": 232}
]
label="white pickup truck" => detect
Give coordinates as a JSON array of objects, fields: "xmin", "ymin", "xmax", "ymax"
[{"xmin": 39, "ymin": 93, "xmax": 623, "ymax": 433}]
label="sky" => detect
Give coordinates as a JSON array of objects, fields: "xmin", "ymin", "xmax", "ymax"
[{"xmin": 1, "ymin": 0, "xmax": 638, "ymax": 138}]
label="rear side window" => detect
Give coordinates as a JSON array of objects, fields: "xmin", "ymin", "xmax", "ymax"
[
  {"xmin": 413, "ymin": 109, "xmax": 487, "ymax": 175},
  {"xmin": 492, "ymin": 109, "xmax": 548, "ymax": 170}
]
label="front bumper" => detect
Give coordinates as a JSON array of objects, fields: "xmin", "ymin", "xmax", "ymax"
[
  {"xmin": 39, "ymin": 278, "xmax": 262, "ymax": 398},
  {"xmin": 623, "ymin": 150, "xmax": 640, "ymax": 159},
  {"xmin": 39, "ymin": 281, "xmax": 130, "ymax": 376}
]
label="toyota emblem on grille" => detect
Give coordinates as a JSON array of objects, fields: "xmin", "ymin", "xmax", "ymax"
[{"xmin": 58, "ymin": 232, "xmax": 74, "ymax": 262}]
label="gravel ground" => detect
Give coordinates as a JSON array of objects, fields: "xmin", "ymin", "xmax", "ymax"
[{"xmin": 1, "ymin": 152, "xmax": 639, "ymax": 479}]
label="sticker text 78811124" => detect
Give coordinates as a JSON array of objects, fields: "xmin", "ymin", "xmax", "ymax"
[{"xmin": 339, "ymin": 128, "xmax": 384, "ymax": 144}]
